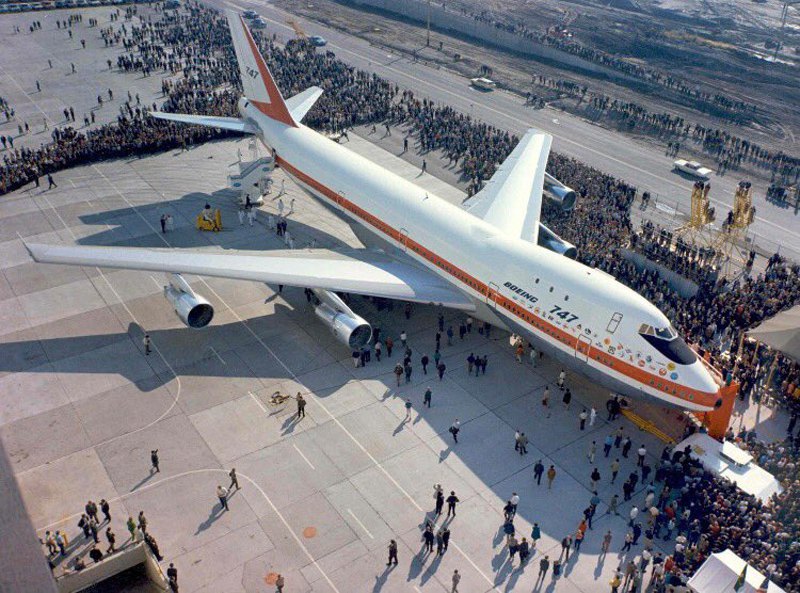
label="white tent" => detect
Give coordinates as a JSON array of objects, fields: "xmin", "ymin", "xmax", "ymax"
[
  {"xmin": 688, "ymin": 550, "xmax": 785, "ymax": 593},
  {"xmin": 674, "ymin": 433, "xmax": 783, "ymax": 502},
  {"xmin": 747, "ymin": 305, "xmax": 800, "ymax": 361}
]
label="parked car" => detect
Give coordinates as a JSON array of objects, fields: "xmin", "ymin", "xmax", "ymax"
[{"xmin": 673, "ymin": 159, "xmax": 712, "ymax": 180}]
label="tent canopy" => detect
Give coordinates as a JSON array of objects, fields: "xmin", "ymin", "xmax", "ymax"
[
  {"xmin": 747, "ymin": 305, "xmax": 800, "ymax": 361},
  {"xmin": 688, "ymin": 550, "xmax": 785, "ymax": 593},
  {"xmin": 675, "ymin": 433, "xmax": 783, "ymax": 502}
]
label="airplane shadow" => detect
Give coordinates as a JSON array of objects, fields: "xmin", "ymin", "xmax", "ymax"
[{"xmin": 73, "ymin": 187, "xmax": 351, "ymax": 252}]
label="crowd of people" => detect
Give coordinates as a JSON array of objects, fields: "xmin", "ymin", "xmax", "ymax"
[
  {"xmin": 2, "ymin": 3, "xmax": 800, "ymax": 589},
  {"xmin": 636, "ymin": 438, "xmax": 800, "ymax": 591},
  {"xmin": 630, "ymin": 222, "xmax": 721, "ymax": 286},
  {"xmin": 439, "ymin": 0, "xmax": 758, "ymax": 118}
]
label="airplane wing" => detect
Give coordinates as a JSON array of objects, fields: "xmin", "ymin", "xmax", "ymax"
[
  {"xmin": 25, "ymin": 243, "xmax": 475, "ymax": 310},
  {"xmin": 463, "ymin": 130, "xmax": 552, "ymax": 244},
  {"xmin": 149, "ymin": 112, "xmax": 257, "ymax": 134},
  {"xmin": 286, "ymin": 86, "xmax": 324, "ymax": 123}
]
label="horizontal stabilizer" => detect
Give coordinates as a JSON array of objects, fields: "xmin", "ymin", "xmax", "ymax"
[
  {"xmin": 149, "ymin": 112, "xmax": 256, "ymax": 134},
  {"xmin": 286, "ymin": 87, "xmax": 324, "ymax": 123}
]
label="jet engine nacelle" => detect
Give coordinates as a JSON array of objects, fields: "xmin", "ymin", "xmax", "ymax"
[
  {"xmin": 163, "ymin": 274, "xmax": 214, "ymax": 329},
  {"xmin": 543, "ymin": 172, "xmax": 577, "ymax": 212},
  {"xmin": 311, "ymin": 288, "xmax": 372, "ymax": 350},
  {"xmin": 314, "ymin": 304, "xmax": 372, "ymax": 349},
  {"xmin": 537, "ymin": 223, "xmax": 578, "ymax": 259}
]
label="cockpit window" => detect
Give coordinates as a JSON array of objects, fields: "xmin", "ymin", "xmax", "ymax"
[{"xmin": 638, "ymin": 324, "xmax": 696, "ymax": 365}]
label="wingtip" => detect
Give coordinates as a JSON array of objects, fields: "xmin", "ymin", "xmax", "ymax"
[{"xmin": 20, "ymin": 238, "xmax": 41, "ymax": 262}]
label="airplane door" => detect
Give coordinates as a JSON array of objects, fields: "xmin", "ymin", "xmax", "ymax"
[
  {"xmin": 486, "ymin": 282, "xmax": 500, "ymax": 309},
  {"xmin": 399, "ymin": 228, "xmax": 409, "ymax": 252},
  {"xmin": 575, "ymin": 334, "xmax": 591, "ymax": 362}
]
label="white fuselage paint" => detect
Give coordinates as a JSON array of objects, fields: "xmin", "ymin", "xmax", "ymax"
[{"xmin": 240, "ymin": 100, "xmax": 720, "ymax": 411}]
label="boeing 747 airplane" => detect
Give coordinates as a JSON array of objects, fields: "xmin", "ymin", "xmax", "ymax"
[{"xmin": 26, "ymin": 11, "xmax": 722, "ymax": 411}]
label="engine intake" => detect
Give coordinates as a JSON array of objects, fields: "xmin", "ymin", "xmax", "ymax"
[
  {"xmin": 538, "ymin": 223, "xmax": 578, "ymax": 259},
  {"xmin": 164, "ymin": 285, "xmax": 214, "ymax": 329},
  {"xmin": 543, "ymin": 172, "xmax": 577, "ymax": 212}
]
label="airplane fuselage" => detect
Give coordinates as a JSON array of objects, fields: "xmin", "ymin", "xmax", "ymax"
[{"xmin": 241, "ymin": 100, "xmax": 721, "ymax": 412}]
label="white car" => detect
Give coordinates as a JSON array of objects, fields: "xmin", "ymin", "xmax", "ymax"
[{"xmin": 673, "ymin": 159, "xmax": 712, "ymax": 180}]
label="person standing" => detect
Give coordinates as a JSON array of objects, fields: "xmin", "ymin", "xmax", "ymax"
[
  {"xmin": 579, "ymin": 408, "xmax": 588, "ymax": 430},
  {"xmin": 143, "ymin": 333, "xmax": 151, "ymax": 355},
  {"xmin": 518, "ymin": 432, "xmax": 528, "ymax": 455},
  {"xmin": 533, "ymin": 460, "xmax": 544, "ymax": 485},
  {"xmin": 541, "ymin": 386, "xmax": 551, "ymax": 417},
  {"xmin": 151, "ymin": 449, "xmax": 160, "ymax": 473},
  {"xmin": 296, "ymin": 393, "xmax": 306, "ymax": 418},
  {"xmin": 387, "ymin": 539, "xmax": 398, "ymax": 566},
  {"xmin": 446, "ymin": 491, "xmax": 459, "ymax": 518},
  {"xmin": 423, "ymin": 387, "xmax": 432, "ymax": 408},
  {"xmin": 404, "ymin": 398, "xmax": 412, "ymax": 421},
  {"xmin": 437, "ymin": 362, "xmax": 446, "ymax": 380},
  {"xmin": 449, "ymin": 419, "xmax": 460, "ymax": 443},
  {"xmin": 451, "ymin": 569, "xmax": 460, "ymax": 592},
  {"xmin": 560, "ymin": 535, "xmax": 572, "ymax": 561},
  {"xmin": 546, "ymin": 465, "xmax": 556, "ymax": 489},
  {"xmin": 99, "ymin": 499, "xmax": 110, "ymax": 523},
  {"xmin": 601, "ymin": 530, "xmax": 612, "ymax": 554},
  {"xmin": 229, "ymin": 468, "xmax": 240, "ymax": 490},
  {"xmin": 167, "ymin": 563, "xmax": 178, "ymax": 586},
  {"xmin": 422, "ymin": 524, "xmax": 434, "ymax": 553},
  {"xmin": 216, "ymin": 485, "xmax": 229, "ymax": 511},
  {"xmin": 588, "ymin": 440, "xmax": 597, "ymax": 463},
  {"xmin": 604, "ymin": 434, "xmax": 614, "ymax": 458},
  {"xmin": 611, "ymin": 458, "xmax": 621, "ymax": 483},
  {"xmin": 126, "ymin": 516, "xmax": 137, "ymax": 541},
  {"xmin": 509, "ymin": 492, "xmax": 520, "ymax": 517},
  {"xmin": 590, "ymin": 467, "xmax": 601, "ymax": 490},
  {"xmin": 562, "ymin": 388, "xmax": 572, "ymax": 410},
  {"xmin": 589, "ymin": 406, "xmax": 597, "ymax": 426},
  {"xmin": 105, "ymin": 527, "xmax": 116, "ymax": 554},
  {"xmin": 637, "ymin": 444, "xmax": 647, "ymax": 467},
  {"xmin": 537, "ymin": 556, "xmax": 550, "ymax": 583},
  {"xmin": 161, "ymin": 214, "xmax": 167, "ymax": 233},
  {"xmin": 434, "ymin": 485, "xmax": 445, "ymax": 516}
]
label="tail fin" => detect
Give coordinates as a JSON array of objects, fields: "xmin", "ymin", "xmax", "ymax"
[{"xmin": 226, "ymin": 10, "xmax": 297, "ymax": 127}]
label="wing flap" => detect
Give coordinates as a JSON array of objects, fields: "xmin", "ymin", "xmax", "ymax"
[
  {"xmin": 464, "ymin": 130, "xmax": 552, "ymax": 244},
  {"xmin": 25, "ymin": 244, "xmax": 475, "ymax": 310}
]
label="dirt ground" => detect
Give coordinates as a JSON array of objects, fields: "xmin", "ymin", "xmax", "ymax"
[{"xmin": 274, "ymin": 0, "xmax": 800, "ymax": 161}]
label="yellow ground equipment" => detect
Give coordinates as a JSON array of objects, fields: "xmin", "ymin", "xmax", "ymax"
[{"xmin": 196, "ymin": 209, "xmax": 222, "ymax": 232}]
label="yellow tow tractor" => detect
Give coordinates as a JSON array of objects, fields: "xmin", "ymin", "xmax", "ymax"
[{"xmin": 196, "ymin": 205, "xmax": 222, "ymax": 232}]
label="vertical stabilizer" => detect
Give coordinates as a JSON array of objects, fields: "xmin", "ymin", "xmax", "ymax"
[{"xmin": 226, "ymin": 10, "xmax": 297, "ymax": 127}]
